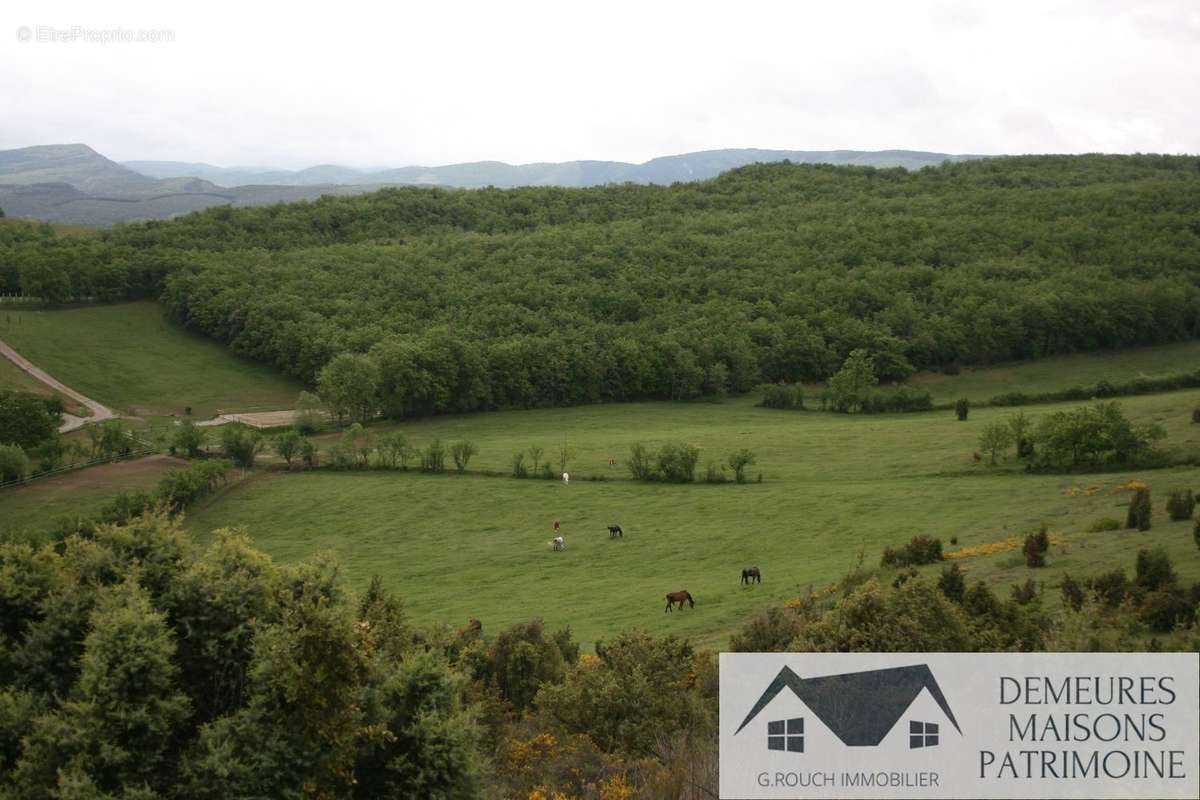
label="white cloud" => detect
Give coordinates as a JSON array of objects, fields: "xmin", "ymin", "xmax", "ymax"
[{"xmin": 1, "ymin": 0, "xmax": 1197, "ymax": 168}]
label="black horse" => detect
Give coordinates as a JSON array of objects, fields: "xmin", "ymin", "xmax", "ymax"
[
  {"xmin": 741, "ymin": 566, "xmax": 762, "ymax": 585},
  {"xmin": 607, "ymin": 524, "xmax": 623, "ymax": 538}
]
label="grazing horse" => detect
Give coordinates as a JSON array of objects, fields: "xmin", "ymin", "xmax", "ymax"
[
  {"xmin": 552, "ymin": 536, "xmax": 565, "ymax": 551},
  {"xmin": 607, "ymin": 524, "xmax": 623, "ymax": 538},
  {"xmin": 741, "ymin": 566, "xmax": 762, "ymax": 585},
  {"xmin": 664, "ymin": 590, "xmax": 695, "ymax": 612}
]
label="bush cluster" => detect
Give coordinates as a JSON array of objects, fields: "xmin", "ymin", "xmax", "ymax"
[
  {"xmin": 1166, "ymin": 489, "xmax": 1195, "ymax": 521},
  {"xmin": 1127, "ymin": 487, "xmax": 1152, "ymax": 531},
  {"xmin": 759, "ymin": 384, "xmax": 804, "ymax": 409},
  {"xmin": 881, "ymin": 535, "xmax": 944, "ymax": 567},
  {"xmin": 1023, "ymin": 525, "xmax": 1050, "ymax": 568}
]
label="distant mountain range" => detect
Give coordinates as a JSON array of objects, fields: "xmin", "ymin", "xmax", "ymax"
[{"xmin": 1, "ymin": 143, "xmax": 984, "ymax": 226}]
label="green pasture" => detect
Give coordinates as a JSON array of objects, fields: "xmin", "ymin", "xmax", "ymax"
[
  {"xmin": 186, "ymin": 389, "xmax": 1200, "ymax": 649},
  {"xmin": 908, "ymin": 340, "xmax": 1200, "ymax": 403},
  {"xmin": 0, "ymin": 302, "xmax": 303, "ymax": 417}
]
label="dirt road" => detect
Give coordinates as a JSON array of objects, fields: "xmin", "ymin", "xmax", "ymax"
[{"xmin": 0, "ymin": 337, "xmax": 116, "ymax": 432}]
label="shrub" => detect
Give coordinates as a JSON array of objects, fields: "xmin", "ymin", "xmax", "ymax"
[
  {"xmin": 1165, "ymin": 490, "xmax": 1195, "ymax": 521},
  {"xmin": 0, "ymin": 444, "xmax": 30, "ymax": 482},
  {"xmin": 1087, "ymin": 569, "xmax": 1130, "ymax": 608},
  {"xmin": 171, "ymin": 420, "xmax": 205, "ymax": 457},
  {"xmin": 300, "ymin": 439, "xmax": 318, "ymax": 467},
  {"xmin": 978, "ymin": 422, "xmax": 1013, "ymax": 465},
  {"xmin": 157, "ymin": 459, "xmax": 232, "ymax": 508},
  {"xmin": 937, "ymin": 564, "xmax": 965, "ymax": 603},
  {"xmin": 1033, "ymin": 402, "xmax": 1165, "ymax": 472},
  {"xmin": 1011, "ymin": 578, "xmax": 1038, "ymax": 604},
  {"xmin": 703, "ymin": 461, "xmax": 727, "ymax": 483},
  {"xmin": 1139, "ymin": 587, "xmax": 1196, "ymax": 633},
  {"xmin": 1060, "ymin": 574, "xmax": 1085, "ymax": 610},
  {"xmin": 1033, "ymin": 524, "xmax": 1050, "ymax": 555},
  {"xmin": 421, "ymin": 439, "xmax": 446, "ymax": 473},
  {"xmin": 626, "ymin": 443, "xmax": 653, "ymax": 481},
  {"xmin": 655, "ymin": 443, "xmax": 699, "ymax": 483},
  {"xmin": 272, "ymin": 429, "xmax": 303, "ymax": 467},
  {"xmin": 1087, "ymin": 517, "xmax": 1121, "ymax": 532},
  {"xmin": 1126, "ymin": 487, "xmax": 1152, "ymax": 531},
  {"xmin": 510, "ymin": 451, "xmax": 528, "ymax": 478},
  {"xmin": 295, "ymin": 390, "xmax": 326, "ymax": 433},
  {"xmin": 954, "ymin": 398, "xmax": 969, "ymax": 421},
  {"xmin": 1134, "ymin": 547, "xmax": 1176, "ymax": 592},
  {"xmin": 1192, "ymin": 406, "xmax": 1200, "ymax": 424},
  {"xmin": 881, "ymin": 535, "xmax": 943, "ymax": 567},
  {"xmin": 1023, "ymin": 536, "xmax": 1045, "ymax": 567},
  {"xmin": 220, "ymin": 426, "xmax": 262, "ymax": 468},
  {"xmin": 760, "ymin": 384, "xmax": 803, "ymax": 410},
  {"xmin": 450, "ymin": 440, "xmax": 478, "ymax": 473},
  {"xmin": 98, "ymin": 489, "xmax": 155, "ymax": 524},
  {"xmin": 727, "ymin": 449, "xmax": 756, "ymax": 483},
  {"xmin": 376, "ymin": 432, "xmax": 410, "ymax": 469},
  {"xmin": 729, "ymin": 607, "xmax": 803, "ymax": 652}
]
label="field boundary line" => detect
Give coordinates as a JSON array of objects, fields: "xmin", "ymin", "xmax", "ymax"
[{"xmin": 0, "ymin": 446, "xmax": 159, "ymax": 492}]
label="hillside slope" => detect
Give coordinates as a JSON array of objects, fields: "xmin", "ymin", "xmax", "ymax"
[{"xmin": 3, "ymin": 144, "xmax": 985, "ymax": 225}]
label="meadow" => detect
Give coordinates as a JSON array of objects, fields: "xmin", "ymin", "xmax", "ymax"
[
  {"xmin": 0, "ymin": 301, "xmax": 302, "ymax": 417},
  {"xmin": 0, "ymin": 454, "xmax": 186, "ymax": 536},
  {"xmin": 908, "ymin": 340, "xmax": 1200, "ymax": 403},
  {"xmin": 186, "ymin": 388, "xmax": 1200, "ymax": 648},
  {"xmin": 0, "ymin": 352, "xmax": 87, "ymax": 416}
]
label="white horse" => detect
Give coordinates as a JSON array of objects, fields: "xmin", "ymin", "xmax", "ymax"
[
  {"xmin": 552, "ymin": 536, "xmax": 565, "ymax": 551},
  {"xmin": 562, "ymin": 471, "xmax": 569, "ymax": 485}
]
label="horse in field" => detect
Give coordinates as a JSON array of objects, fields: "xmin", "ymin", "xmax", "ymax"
[
  {"xmin": 607, "ymin": 524, "xmax": 623, "ymax": 538},
  {"xmin": 741, "ymin": 566, "xmax": 762, "ymax": 585},
  {"xmin": 552, "ymin": 536, "xmax": 565, "ymax": 551},
  {"xmin": 664, "ymin": 590, "xmax": 694, "ymax": 612}
]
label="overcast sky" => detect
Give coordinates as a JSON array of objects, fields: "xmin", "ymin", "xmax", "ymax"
[{"xmin": 3, "ymin": 0, "xmax": 1198, "ymax": 169}]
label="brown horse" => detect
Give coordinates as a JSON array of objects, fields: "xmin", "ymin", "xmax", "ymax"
[{"xmin": 665, "ymin": 590, "xmax": 695, "ymax": 612}]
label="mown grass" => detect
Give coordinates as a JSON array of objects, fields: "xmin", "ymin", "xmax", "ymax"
[
  {"xmin": 908, "ymin": 340, "xmax": 1200, "ymax": 403},
  {"xmin": 187, "ymin": 389, "xmax": 1200, "ymax": 649},
  {"xmin": 0, "ymin": 302, "xmax": 303, "ymax": 417},
  {"xmin": 0, "ymin": 353, "xmax": 87, "ymax": 416}
]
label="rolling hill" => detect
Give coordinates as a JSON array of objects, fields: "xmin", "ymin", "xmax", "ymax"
[
  {"xmin": 125, "ymin": 147, "xmax": 982, "ymax": 188},
  {"xmin": 1, "ymin": 142, "xmax": 984, "ymax": 225}
]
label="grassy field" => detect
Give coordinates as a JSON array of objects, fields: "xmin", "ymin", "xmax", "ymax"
[
  {"xmin": 0, "ymin": 454, "xmax": 187, "ymax": 537},
  {"xmin": 0, "ymin": 302, "xmax": 303, "ymax": 417},
  {"xmin": 0, "ymin": 352, "xmax": 88, "ymax": 416},
  {"xmin": 186, "ymin": 389, "xmax": 1200, "ymax": 649},
  {"xmin": 909, "ymin": 340, "xmax": 1200, "ymax": 403}
]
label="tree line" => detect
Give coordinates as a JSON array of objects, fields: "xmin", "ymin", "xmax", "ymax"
[{"xmin": 2, "ymin": 155, "xmax": 1199, "ymax": 415}]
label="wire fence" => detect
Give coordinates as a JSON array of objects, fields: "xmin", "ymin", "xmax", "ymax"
[{"xmin": 0, "ymin": 438, "xmax": 159, "ymax": 492}]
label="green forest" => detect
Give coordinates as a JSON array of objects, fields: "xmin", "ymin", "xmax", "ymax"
[{"xmin": 3, "ymin": 155, "xmax": 1200, "ymax": 415}]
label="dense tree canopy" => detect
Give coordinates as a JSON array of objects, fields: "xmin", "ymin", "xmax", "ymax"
[{"xmin": 4, "ymin": 155, "xmax": 1200, "ymax": 415}]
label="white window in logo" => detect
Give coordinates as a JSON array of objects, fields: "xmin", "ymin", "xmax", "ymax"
[
  {"xmin": 768, "ymin": 718, "xmax": 804, "ymax": 752},
  {"xmin": 909, "ymin": 720, "xmax": 939, "ymax": 748}
]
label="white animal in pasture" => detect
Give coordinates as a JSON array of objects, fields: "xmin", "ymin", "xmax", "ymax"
[
  {"xmin": 562, "ymin": 472, "xmax": 570, "ymax": 484},
  {"xmin": 552, "ymin": 536, "xmax": 565, "ymax": 551}
]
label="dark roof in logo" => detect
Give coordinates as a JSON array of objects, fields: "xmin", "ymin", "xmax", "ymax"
[{"xmin": 735, "ymin": 664, "xmax": 961, "ymax": 746}]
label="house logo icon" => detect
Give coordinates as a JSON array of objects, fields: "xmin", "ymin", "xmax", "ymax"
[{"xmin": 734, "ymin": 664, "xmax": 961, "ymax": 753}]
